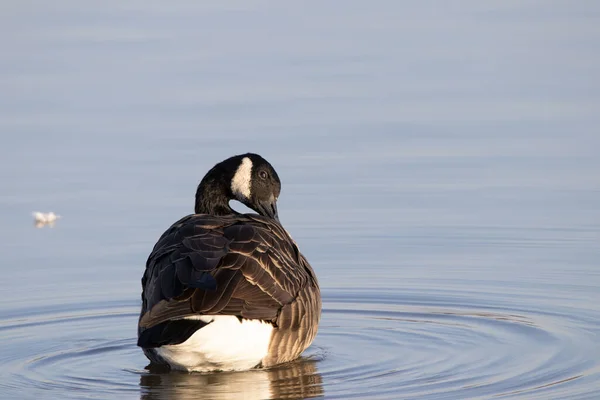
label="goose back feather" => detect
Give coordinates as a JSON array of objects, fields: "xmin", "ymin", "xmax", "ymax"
[{"xmin": 138, "ymin": 213, "xmax": 320, "ymax": 370}]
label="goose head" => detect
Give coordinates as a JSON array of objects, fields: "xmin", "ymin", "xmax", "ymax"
[{"xmin": 195, "ymin": 153, "xmax": 281, "ymax": 221}]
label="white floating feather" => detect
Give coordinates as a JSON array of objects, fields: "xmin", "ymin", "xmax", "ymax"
[{"xmin": 32, "ymin": 211, "xmax": 61, "ymax": 224}]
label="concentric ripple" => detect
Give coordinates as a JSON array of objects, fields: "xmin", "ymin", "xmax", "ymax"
[
  {"xmin": 317, "ymin": 288, "xmax": 600, "ymax": 399},
  {"xmin": 0, "ymin": 301, "xmax": 141, "ymax": 399},
  {"xmin": 0, "ymin": 286, "xmax": 599, "ymax": 399}
]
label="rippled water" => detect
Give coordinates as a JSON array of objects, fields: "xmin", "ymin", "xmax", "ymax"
[
  {"xmin": 2, "ymin": 285, "xmax": 599, "ymax": 399},
  {"xmin": 2, "ymin": 1, "xmax": 600, "ymax": 399}
]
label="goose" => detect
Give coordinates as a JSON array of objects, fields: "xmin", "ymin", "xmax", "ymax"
[{"xmin": 137, "ymin": 153, "xmax": 321, "ymax": 372}]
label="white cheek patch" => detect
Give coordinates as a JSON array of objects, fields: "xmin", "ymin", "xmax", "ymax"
[{"xmin": 231, "ymin": 157, "xmax": 253, "ymax": 201}]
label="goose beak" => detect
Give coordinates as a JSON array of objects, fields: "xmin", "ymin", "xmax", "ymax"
[{"xmin": 257, "ymin": 196, "xmax": 279, "ymax": 222}]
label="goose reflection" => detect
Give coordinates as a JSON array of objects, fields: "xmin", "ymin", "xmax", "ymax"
[{"xmin": 139, "ymin": 358, "xmax": 323, "ymax": 400}]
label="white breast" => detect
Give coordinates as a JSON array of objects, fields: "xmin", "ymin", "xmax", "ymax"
[{"xmin": 154, "ymin": 316, "xmax": 274, "ymax": 372}]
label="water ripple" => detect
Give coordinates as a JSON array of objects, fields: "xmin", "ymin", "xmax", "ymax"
[
  {"xmin": 316, "ymin": 288, "xmax": 599, "ymax": 399},
  {"xmin": 0, "ymin": 287, "xmax": 598, "ymax": 399}
]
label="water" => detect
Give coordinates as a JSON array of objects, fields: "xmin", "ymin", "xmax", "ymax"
[{"xmin": 1, "ymin": 1, "xmax": 599, "ymax": 399}]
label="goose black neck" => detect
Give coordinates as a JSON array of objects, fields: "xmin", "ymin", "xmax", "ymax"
[{"xmin": 194, "ymin": 166, "xmax": 235, "ymax": 216}]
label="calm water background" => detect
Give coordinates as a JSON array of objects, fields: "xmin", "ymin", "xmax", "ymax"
[{"xmin": 1, "ymin": 1, "xmax": 599, "ymax": 399}]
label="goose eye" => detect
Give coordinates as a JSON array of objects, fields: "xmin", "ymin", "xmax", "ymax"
[{"xmin": 259, "ymin": 170, "xmax": 268, "ymax": 180}]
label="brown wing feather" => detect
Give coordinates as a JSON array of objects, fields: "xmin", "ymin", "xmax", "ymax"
[{"xmin": 138, "ymin": 213, "xmax": 315, "ymax": 332}]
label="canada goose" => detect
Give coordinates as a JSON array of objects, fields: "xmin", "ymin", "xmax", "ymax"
[{"xmin": 137, "ymin": 153, "xmax": 321, "ymax": 372}]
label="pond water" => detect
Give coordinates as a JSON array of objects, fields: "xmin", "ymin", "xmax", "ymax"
[{"xmin": 1, "ymin": 1, "xmax": 599, "ymax": 399}]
